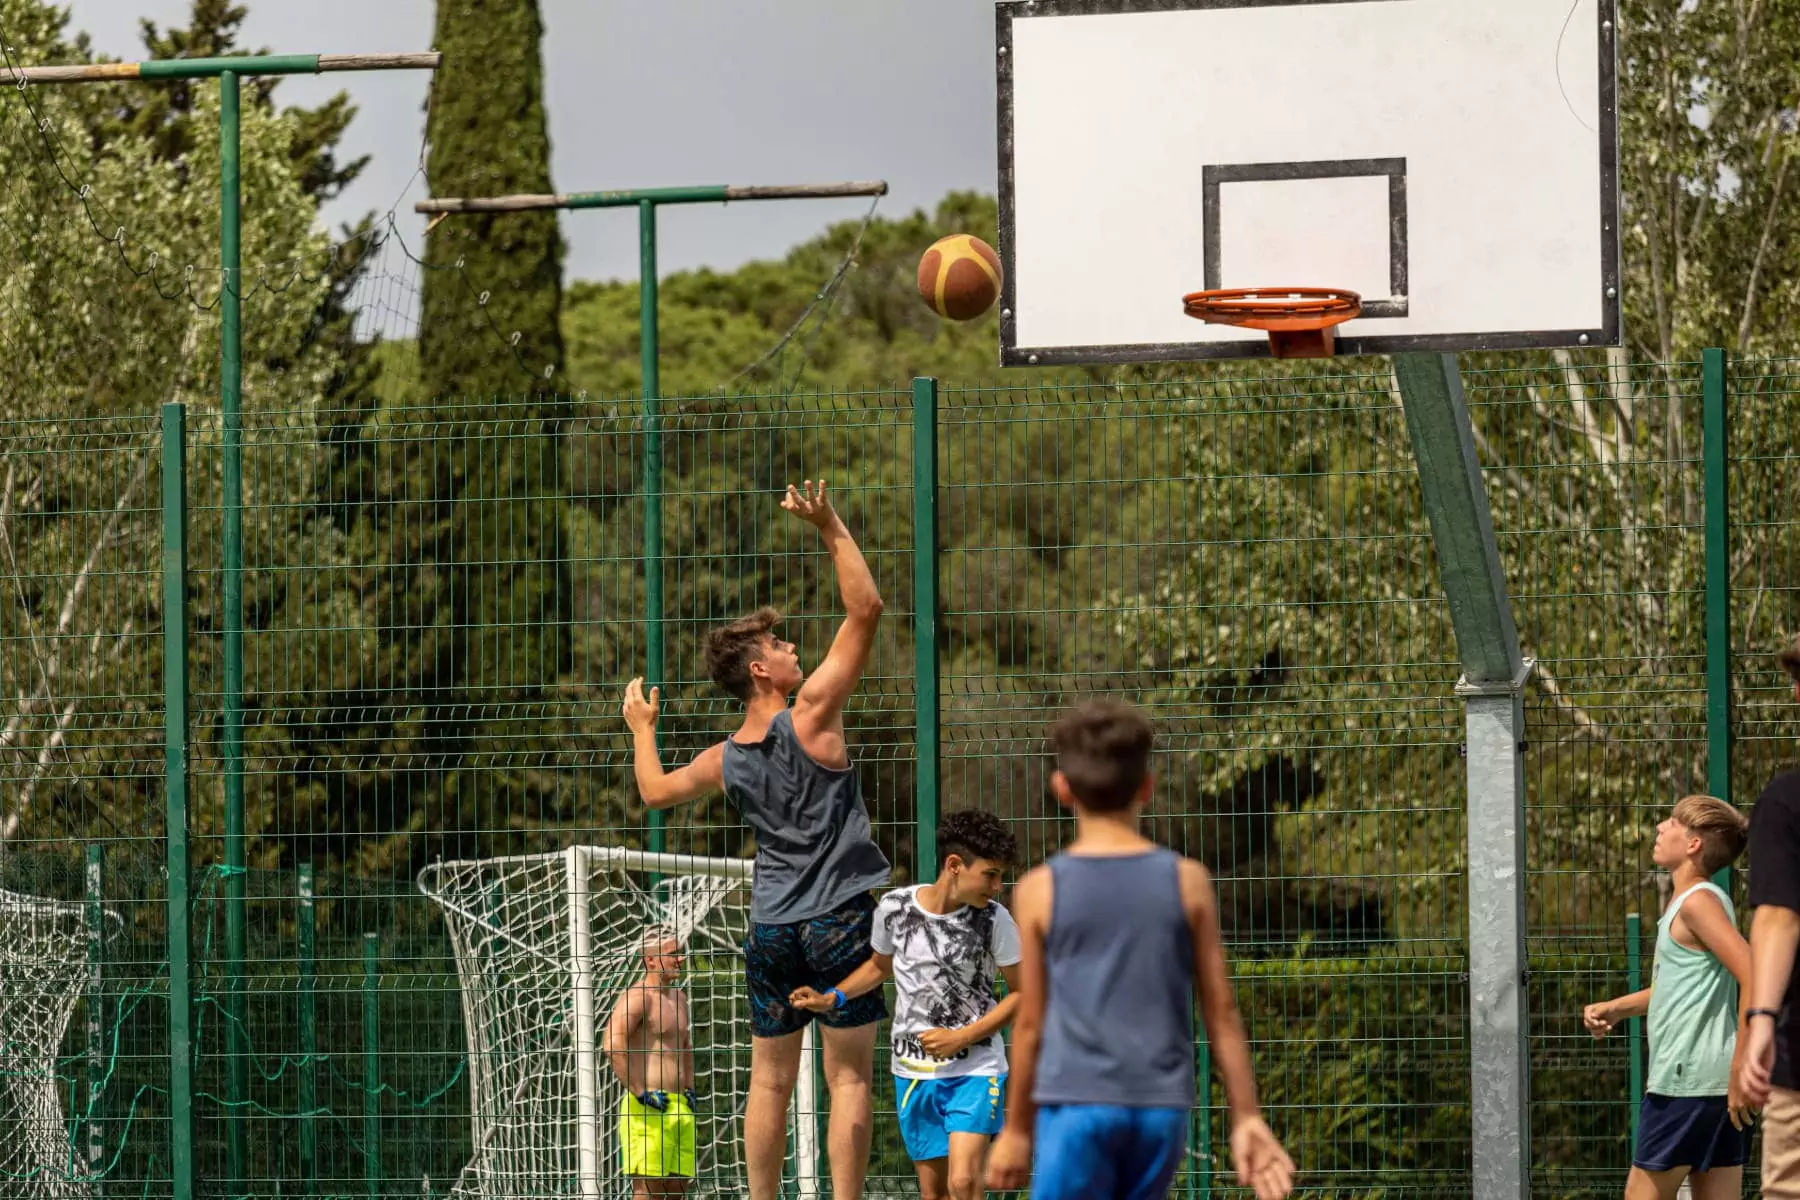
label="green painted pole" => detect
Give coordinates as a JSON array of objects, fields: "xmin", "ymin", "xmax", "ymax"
[
  {"xmin": 641, "ymin": 199, "xmax": 665, "ymax": 860},
  {"xmin": 1703, "ymin": 348, "xmax": 1732, "ymax": 885},
  {"xmin": 218, "ymin": 69, "xmax": 251, "ymax": 1193},
  {"xmin": 1627, "ymin": 912, "xmax": 1643, "ymax": 1143},
  {"xmin": 1196, "ymin": 1038, "xmax": 1212, "ymax": 1200},
  {"xmin": 84, "ymin": 843, "xmax": 106, "ymax": 1190},
  {"xmin": 298, "ymin": 864, "xmax": 319, "ymax": 1196},
  {"xmin": 364, "ymin": 933, "xmax": 382, "ymax": 1199},
  {"xmin": 162, "ymin": 401, "xmax": 195, "ymax": 1200},
  {"xmin": 912, "ymin": 378, "xmax": 941, "ymax": 878}
]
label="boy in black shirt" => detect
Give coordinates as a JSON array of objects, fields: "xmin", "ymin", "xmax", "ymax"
[{"xmin": 1735, "ymin": 635, "xmax": 1800, "ymax": 1196}]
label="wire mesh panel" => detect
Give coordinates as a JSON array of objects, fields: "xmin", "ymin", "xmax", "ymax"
[{"xmin": 1465, "ymin": 355, "xmax": 1711, "ymax": 1198}]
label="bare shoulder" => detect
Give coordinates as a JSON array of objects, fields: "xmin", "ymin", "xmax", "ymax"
[
  {"xmin": 1011, "ymin": 864, "xmax": 1053, "ymax": 928},
  {"xmin": 1175, "ymin": 856, "xmax": 1216, "ymax": 915}
]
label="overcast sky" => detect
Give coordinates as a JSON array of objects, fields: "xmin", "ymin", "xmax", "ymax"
[{"xmin": 62, "ymin": 0, "xmax": 997, "ymax": 283}]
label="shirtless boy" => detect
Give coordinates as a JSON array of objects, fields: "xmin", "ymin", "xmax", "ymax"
[{"xmin": 604, "ymin": 928, "xmax": 697, "ymax": 1198}]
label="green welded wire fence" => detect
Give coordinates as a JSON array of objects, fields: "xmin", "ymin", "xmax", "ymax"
[{"xmin": 5, "ymin": 230, "xmax": 1800, "ymax": 1200}]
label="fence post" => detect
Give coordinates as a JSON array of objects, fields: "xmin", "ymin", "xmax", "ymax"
[
  {"xmin": 364, "ymin": 932, "xmax": 382, "ymax": 1199},
  {"xmin": 84, "ymin": 843, "xmax": 106, "ymax": 1189},
  {"xmin": 1626, "ymin": 912, "xmax": 1644, "ymax": 1143},
  {"xmin": 299, "ymin": 863, "xmax": 319, "ymax": 1195},
  {"xmin": 912, "ymin": 377, "xmax": 942, "ymax": 878},
  {"xmin": 161, "ymin": 401, "xmax": 195, "ymax": 1200},
  {"xmin": 1702, "ymin": 349, "xmax": 1732, "ymax": 827},
  {"xmin": 217, "ymin": 68, "xmax": 251, "ymax": 1194},
  {"xmin": 640, "ymin": 198, "xmax": 665, "ymax": 862}
]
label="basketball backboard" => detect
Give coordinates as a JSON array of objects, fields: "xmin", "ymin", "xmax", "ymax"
[{"xmin": 995, "ymin": 0, "xmax": 1621, "ymax": 364}]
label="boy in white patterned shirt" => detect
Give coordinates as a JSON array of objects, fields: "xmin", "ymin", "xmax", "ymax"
[{"xmin": 793, "ymin": 810, "xmax": 1023, "ymax": 1200}]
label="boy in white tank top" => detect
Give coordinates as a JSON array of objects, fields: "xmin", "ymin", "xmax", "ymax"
[{"xmin": 1585, "ymin": 795, "xmax": 1752, "ymax": 1200}]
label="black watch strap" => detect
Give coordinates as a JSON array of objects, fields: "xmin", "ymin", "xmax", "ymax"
[{"xmin": 1747, "ymin": 1008, "xmax": 1782, "ymax": 1022}]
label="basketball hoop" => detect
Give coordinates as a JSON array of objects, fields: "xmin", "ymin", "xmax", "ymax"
[{"xmin": 1182, "ymin": 287, "xmax": 1363, "ymax": 359}]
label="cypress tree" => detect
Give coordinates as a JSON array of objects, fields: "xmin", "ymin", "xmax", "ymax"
[{"xmin": 363, "ymin": 0, "xmax": 570, "ymax": 869}]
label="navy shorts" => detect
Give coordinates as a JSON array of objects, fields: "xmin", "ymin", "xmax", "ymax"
[
  {"xmin": 1032, "ymin": 1104, "xmax": 1188, "ymax": 1200},
  {"xmin": 1634, "ymin": 1094, "xmax": 1750, "ymax": 1173},
  {"xmin": 744, "ymin": 891, "xmax": 886, "ymax": 1038}
]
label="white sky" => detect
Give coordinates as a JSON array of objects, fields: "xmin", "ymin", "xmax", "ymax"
[{"xmin": 62, "ymin": 0, "xmax": 998, "ymax": 283}]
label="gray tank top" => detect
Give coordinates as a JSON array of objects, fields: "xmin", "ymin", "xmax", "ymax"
[
  {"xmin": 721, "ymin": 708, "xmax": 891, "ymax": 924},
  {"xmin": 1035, "ymin": 848, "xmax": 1197, "ymax": 1108}
]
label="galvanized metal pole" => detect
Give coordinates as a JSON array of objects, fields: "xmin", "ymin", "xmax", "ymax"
[
  {"xmin": 912, "ymin": 378, "xmax": 941, "ymax": 878},
  {"xmin": 299, "ymin": 863, "xmax": 319, "ymax": 1195},
  {"xmin": 161, "ymin": 401, "xmax": 195, "ymax": 1200},
  {"xmin": 1393, "ymin": 352, "xmax": 1531, "ymax": 1200},
  {"xmin": 641, "ymin": 199, "xmax": 665, "ymax": 859},
  {"xmin": 218, "ymin": 69, "xmax": 251, "ymax": 1192}
]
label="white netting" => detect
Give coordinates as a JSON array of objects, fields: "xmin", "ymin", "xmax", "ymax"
[
  {"xmin": 0, "ymin": 888, "xmax": 110, "ymax": 1199},
  {"xmin": 419, "ymin": 847, "xmax": 816, "ymax": 1200}
]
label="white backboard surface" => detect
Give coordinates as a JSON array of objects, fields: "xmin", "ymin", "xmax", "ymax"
[{"xmin": 996, "ymin": 0, "xmax": 1621, "ymax": 363}]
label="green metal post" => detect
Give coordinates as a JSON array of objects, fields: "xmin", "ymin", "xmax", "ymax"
[
  {"xmin": 1627, "ymin": 912, "xmax": 1644, "ymax": 1143},
  {"xmin": 912, "ymin": 378, "xmax": 941, "ymax": 878},
  {"xmin": 641, "ymin": 198, "xmax": 665, "ymax": 859},
  {"xmin": 364, "ymin": 932, "xmax": 382, "ymax": 1199},
  {"xmin": 84, "ymin": 844, "xmax": 106, "ymax": 1189},
  {"xmin": 298, "ymin": 863, "xmax": 318, "ymax": 1196},
  {"xmin": 1195, "ymin": 1038, "xmax": 1213, "ymax": 1200},
  {"xmin": 1702, "ymin": 349, "xmax": 1732, "ymax": 876},
  {"xmin": 218, "ymin": 69, "xmax": 251, "ymax": 1192},
  {"xmin": 162, "ymin": 402, "xmax": 195, "ymax": 1200}
]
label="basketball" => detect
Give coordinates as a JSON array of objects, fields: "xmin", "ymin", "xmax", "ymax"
[{"xmin": 917, "ymin": 234, "xmax": 1003, "ymax": 321}]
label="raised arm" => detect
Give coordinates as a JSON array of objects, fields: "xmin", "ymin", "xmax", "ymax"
[
  {"xmin": 622, "ymin": 678, "xmax": 725, "ymax": 809},
  {"xmin": 603, "ymin": 979, "xmax": 651, "ymax": 1095},
  {"xmin": 1184, "ymin": 858, "xmax": 1295, "ymax": 1200},
  {"xmin": 782, "ymin": 481, "xmax": 884, "ymax": 742}
]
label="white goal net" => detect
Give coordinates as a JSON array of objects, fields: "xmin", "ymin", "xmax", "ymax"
[
  {"xmin": 419, "ymin": 846, "xmax": 821, "ymax": 1200},
  {"xmin": 0, "ymin": 887, "xmax": 110, "ymax": 1199}
]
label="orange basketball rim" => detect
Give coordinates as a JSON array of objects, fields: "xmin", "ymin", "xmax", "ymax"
[{"xmin": 1182, "ymin": 286, "xmax": 1363, "ymax": 359}]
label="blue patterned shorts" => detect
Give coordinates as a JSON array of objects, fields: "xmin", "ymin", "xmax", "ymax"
[{"xmin": 744, "ymin": 891, "xmax": 886, "ymax": 1038}]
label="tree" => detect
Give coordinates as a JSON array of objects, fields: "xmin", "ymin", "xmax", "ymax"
[
  {"xmin": 0, "ymin": 0, "xmax": 348, "ymax": 856},
  {"xmin": 293, "ymin": 0, "xmax": 573, "ymax": 876}
]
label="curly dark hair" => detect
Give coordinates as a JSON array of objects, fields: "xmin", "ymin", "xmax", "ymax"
[
  {"xmin": 703, "ymin": 607, "xmax": 782, "ymax": 701},
  {"xmin": 938, "ymin": 809, "xmax": 1018, "ymax": 870}
]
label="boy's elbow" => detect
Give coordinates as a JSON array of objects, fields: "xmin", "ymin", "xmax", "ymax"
[{"xmin": 851, "ymin": 596, "xmax": 884, "ymax": 622}]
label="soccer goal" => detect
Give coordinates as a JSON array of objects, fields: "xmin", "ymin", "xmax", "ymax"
[
  {"xmin": 0, "ymin": 886, "xmax": 115, "ymax": 1199},
  {"xmin": 419, "ymin": 846, "xmax": 822, "ymax": 1200}
]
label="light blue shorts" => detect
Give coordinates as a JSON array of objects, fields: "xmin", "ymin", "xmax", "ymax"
[{"xmin": 894, "ymin": 1074, "xmax": 1006, "ymax": 1162}]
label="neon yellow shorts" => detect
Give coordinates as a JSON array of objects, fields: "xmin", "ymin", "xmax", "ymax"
[{"xmin": 619, "ymin": 1092, "xmax": 696, "ymax": 1179}]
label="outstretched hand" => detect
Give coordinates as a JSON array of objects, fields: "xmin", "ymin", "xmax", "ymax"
[
  {"xmin": 781, "ymin": 479, "xmax": 839, "ymax": 530},
  {"xmin": 622, "ymin": 677, "xmax": 659, "ymax": 735}
]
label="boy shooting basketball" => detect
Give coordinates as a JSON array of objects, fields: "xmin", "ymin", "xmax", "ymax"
[
  {"xmin": 623, "ymin": 479, "xmax": 891, "ymax": 1200},
  {"xmin": 1585, "ymin": 796, "xmax": 1752, "ymax": 1200},
  {"xmin": 792, "ymin": 810, "xmax": 1025, "ymax": 1200},
  {"xmin": 985, "ymin": 699, "xmax": 1294, "ymax": 1200},
  {"xmin": 603, "ymin": 929, "xmax": 697, "ymax": 1198}
]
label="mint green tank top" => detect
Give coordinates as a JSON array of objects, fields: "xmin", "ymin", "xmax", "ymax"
[{"xmin": 1645, "ymin": 881, "xmax": 1738, "ymax": 1097}]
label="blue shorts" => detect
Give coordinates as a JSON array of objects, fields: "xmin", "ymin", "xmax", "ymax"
[
  {"xmin": 1032, "ymin": 1104, "xmax": 1188, "ymax": 1200},
  {"xmin": 895, "ymin": 1074, "xmax": 1006, "ymax": 1162},
  {"xmin": 1634, "ymin": 1094, "xmax": 1750, "ymax": 1173}
]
